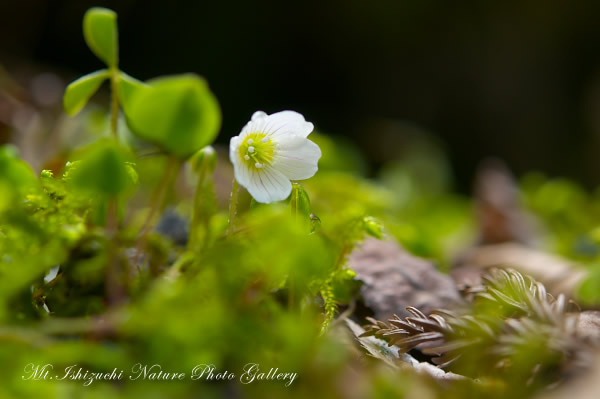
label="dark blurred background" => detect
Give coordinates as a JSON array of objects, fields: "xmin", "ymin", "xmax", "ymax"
[{"xmin": 3, "ymin": 0, "xmax": 600, "ymax": 191}]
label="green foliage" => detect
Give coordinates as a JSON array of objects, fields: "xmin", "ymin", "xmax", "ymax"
[
  {"xmin": 377, "ymin": 141, "xmax": 473, "ymax": 263},
  {"xmin": 363, "ymin": 216, "xmax": 384, "ymax": 239},
  {"xmin": 188, "ymin": 147, "xmax": 218, "ymax": 251},
  {"xmin": 0, "ymin": 160, "xmax": 91, "ymax": 323},
  {"xmin": 0, "ymin": 145, "xmax": 36, "ymax": 186},
  {"xmin": 2, "ymin": 6, "xmax": 463, "ymax": 399},
  {"xmin": 124, "ymin": 74, "xmax": 221, "ymax": 158},
  {"xmin": 519, "ymin": 173, "xmax": 600, "ymax": 306},
  {"xmin": 189, "ymin": 145, "xmax": 217, "ymax": 175},
  {"xmin": 65, "ymin": 7, "xmax": 220, "ymax": 162},
  {"xmin": 64, "ymin": 6, "xmax": 120, "ymax": 128},
  {"xmin": 83, "ymin": 7, "xmax": 118, "ymax": 68},
  {"xmin": 386, "ymin": 194, "xmax": 471, "ymax": 263},
  {"xmin": 63, "ymin": 69, "xmax": 110, "ymax": 116},
  {"xmin": 0, "ymin": 145, "xmax": 37, "ymax": 211},
  {"xmin": 310, "ymin": 133, "xmax": 368, "ymax": 175},
  {"xmin": 290, "ymin": 183, "xmax": 311, "ymax": 227},
  {"xmin": 576, "ymin": 263, "xmax": 600, "ymax": 305},
  {"xmin": 521, "ymin": 173, "xmax": 600, "ymax": 260},
  {"xmin": 10, "ymin": 5, "xmax": 600, "ymax": 399},
  {"xmin": 117, "ymin": 72, "xmax": 147, "ymax": 112},
  {"xmin": 69, "ymin": 140, "xmax": 136, "ymax": 198}
]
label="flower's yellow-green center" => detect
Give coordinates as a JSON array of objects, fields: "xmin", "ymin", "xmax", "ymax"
[{"xmin": 238, "ymin": 132, "xmax": 276, "ymax": 170}]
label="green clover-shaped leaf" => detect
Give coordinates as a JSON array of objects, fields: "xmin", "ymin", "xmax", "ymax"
[
  {"xmin": 124, "ymin": 74, "xmax": 221, "ymax": 159},
  {"xmin": 63, "ymin": 69, "xmax": 110, "ymax": 116},
  {"xmin": 83, "ymin": 7, "xmax": 118, "ymax": 68}
]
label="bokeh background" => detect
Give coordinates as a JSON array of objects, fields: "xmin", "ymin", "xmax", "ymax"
[{"xmin": 3, "ymin": 0, "xmax": 600, "ymax": 191}]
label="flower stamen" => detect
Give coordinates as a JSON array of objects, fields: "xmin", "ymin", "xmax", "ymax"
[{"xmin": 238, "ymin": 132, "xmax": 276, "ymax": 170}]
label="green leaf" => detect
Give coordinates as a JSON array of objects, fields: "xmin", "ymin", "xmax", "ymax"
[
  {"xmin": 83, "ymin": 7, "xmax": 118, "ymax": 67},
  {"xmin": 63, "ymin": 69, "xmax": 110, "ymax": 116},
  {"xmin": 0, "ymin": 145, "xmax": 37, "ymax": 188},
  {"xmin": 118, "ymin": 72, "xmax": 147, "ymax": 113},
  {"xmin": 69, "ymin": 140, "xmax": 135, "ymax": 197},
  {"xmin": 0, "ymin": 145, "xmax": 37, "ymax": 212},
  {"xmin": 124, "ymin": 74, "xmax": 221, "ymax": 159}
]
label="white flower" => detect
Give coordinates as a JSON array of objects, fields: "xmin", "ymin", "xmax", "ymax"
[{"xmin": 229, "ymin": 110, "xmax": 321, "ymax": 203}]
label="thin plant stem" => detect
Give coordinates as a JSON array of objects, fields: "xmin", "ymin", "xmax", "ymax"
[
  {"xmin": 290, "ymin": 184, "xmax": 297, "ymax": 221},
  {"xmin": 105, "ymin": 198, "xmax": 125, "ymax": 305},
  {"xmin": 288, "ymin": 185, "xmax": 298, "ymax": 309},
  {"xmin": 133, "ymin": 156, "xmax": 180, "ymax": 267},
  {"xmin": 109, "ymin": 68, "xmax": 119, "ymax": 139},
  {"xmin": 227, "ymin": 179, "xmax": 240, "ymax": 236},
  {"xmin": 106, "ymin": 68, "xmax": 122, "ymax": 305},
  {"xmin": 188, "ymin": 166, "xmax": 207, "ymax": 251}
]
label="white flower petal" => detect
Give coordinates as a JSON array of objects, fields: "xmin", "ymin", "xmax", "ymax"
[
  {"xmin": 262, "ymin": 111, "xmax": 314, "ymax": 138},
  {"xmin": 231, "ymin": 158, "xmax": 252, "ymax": 189},
  {"xmin": 229, "ymin": 136, "xmax": 242, "ymax": 161},
  {"xmin": 273, "ymin": 136, "xmax": 321, "ymax": 180},
  {"xmin": 251, "ymin": 111, "xmax": 267, "ymax": 121},
  {"xmin": 245, "ymin": 167, "xmax": 292, "ymax": 203},
  {"xmin": 239, "ymin": 110, "xmax": 313, "ymax": 140},
  {"xmin": 240, "ymin": 118, "xmax": 266, "ymax": 138},
  {"xmin": 230, "ymin": 136, "xmax": 254, "ymax": 191}
]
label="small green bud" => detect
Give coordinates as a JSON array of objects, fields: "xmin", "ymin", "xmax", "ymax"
[
  {"xmin": 291, "ymin": 183, "xmax": 311, "ymax": 220},
  {"xmin": 363, "ymin": 216, "xmax": 384, "ymax": 239},
  {"xmin": 344, "ymin": 268, "xmax": 357, "ymax": 279},
  {"xmin": 62, "ymin": 161, "xmax": 81, "ymax": 180},
  {"xmin": 190, "ymin": 146, "xmax": 217, "ymax": 175},
  {"xmin": 125, "ymin": 162, "xmax": 139, "ymax": 185}
]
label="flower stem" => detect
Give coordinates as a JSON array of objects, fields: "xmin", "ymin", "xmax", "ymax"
[
  {"xmin": 109, "ymin": 68, "xmax": 119, "ymax": 139},
  {"xmin": 188, "ymin": 166, "xmax": 208, "ymax": 251},
  {"xmin": 227, "ymin": 179, "xmax": 240, "ymax": 236},
  {"xmin": 290, "ymin": 184, "xmax": 297, "ymax": 221},
  {"xmin": 133, "ymin": 156, "xmax": 180, "ymax": 267},
  {"xmin": 287, "ymin": 184, "xmax": 302, "ymax": 309}
]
